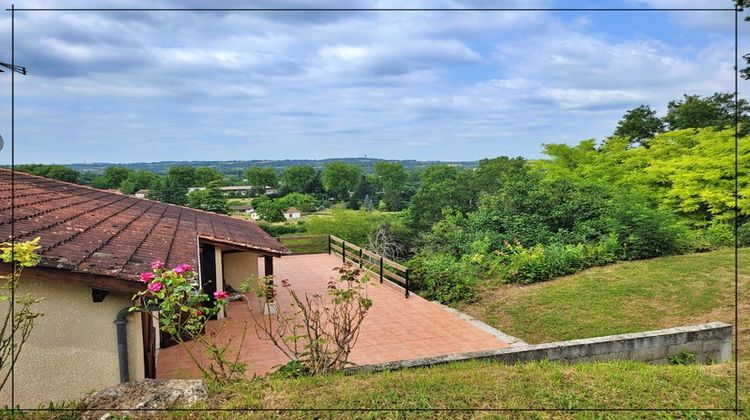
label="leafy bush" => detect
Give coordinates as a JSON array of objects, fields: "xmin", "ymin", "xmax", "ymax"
[
  {"xmin": 277, "ymin": 192, "xmax": 319, "ymax": 213},
  {"xmin": 583, "ymin": 233, "xmax": 621, "ymax": 266},
  {"xmin": 257, "ymin": 222, "xmax": 307, "ymax": 237},
  {"xmin": 704, "ymin": 221, "xmax": 734, "ymax": 248},
  {"xmin": 605, "ymin": 197, "xmax": 687, "ymax": 260},
  {"xmin": 668, "ymin": 350, "xmax": 697, "ymax": 365},
  {"xmin": 740, "ymin": 222, "xmax": 750, "ymax": 247},
  {"xmin": 491, "ymin": 235, "xmax": 621, "ymax": 285},
  {"xmin": 408, "ymin": 253, "xmax": 476, "ymax": 304},
  {"xmin": 493, "ymin": 243, "xmax": 583, "ymax": 284}
]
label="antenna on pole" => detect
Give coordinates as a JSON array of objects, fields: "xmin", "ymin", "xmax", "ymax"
[{"xmin": 0, "ymin": 61, "xmax": 26, "ymax": 75}]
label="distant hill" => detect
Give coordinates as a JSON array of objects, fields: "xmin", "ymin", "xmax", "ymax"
[{"xmin": 65, "ymin": 158, "xmax": 479, "ymax": 175}]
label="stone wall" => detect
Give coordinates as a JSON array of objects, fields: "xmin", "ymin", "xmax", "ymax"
[{"xmin": 351, "ymin": 322, "xmax": 732, "ymax": 373}]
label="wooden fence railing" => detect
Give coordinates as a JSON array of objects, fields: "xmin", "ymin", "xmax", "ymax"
[
  {"xmin": 328, "ymin": 235, "xmax": 410, "ymax": 298},
  {"xmin": 274, "ymin": 234, "xmax": 411, "ymax": 298}
]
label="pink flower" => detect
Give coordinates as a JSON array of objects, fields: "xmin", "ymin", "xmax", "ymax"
[
  {"xmin": 195, "ymin": 309, "xmax": 203, "ymax": 316},
  {"xmin": 148, "ymin": 281, "xmax": 164, "ymax": 292},
  {"xmin": 139, "ymin": 272, "xmax": 155, "ymax": 283},
  {"xmin": 172, "ymin": 263, "xmax": 193, "ymax": 275},
  {"xmin": 150, "ymin": 260, "xmax": 164, "ymax": 270},
  {"xmin": 213, "ymin": 290, "xmax": 229, "ymax": 300}
]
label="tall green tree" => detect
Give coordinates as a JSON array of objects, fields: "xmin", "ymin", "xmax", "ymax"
[
  {"xmin": 663, "ymin": 93, "xmax": 750, "ymax": 133},
  {"xmin": 244, "ymin": 167, "xmax": 278, "ymax": 194},
  {"xmin": 253, "ymin": 195, "xmax": 286, "ymax": 222},
  {"xmin": 16, "ymin": 164, "xmax": 80, "ymax": 183},
  {"xmin": 149, "ymin": 165, "xmax": 197, "ymax": 205},
  {"xmin": 281, "ymin": 165, "xmax": 316, "ymax": 194},
  {"xmin": 474, "ymin": 156, "xmax": 528, "ymax": 194},
  {"xmin": 119, "ymin": 170, "xmax": 159, "ymax": 194},
  {"xmin": 321, "ymin": 162, "xmax": 361, "ymax": 201},
  {"xmin": 407, "ymin": 165, "xmax": 478, "ymax": 230},
  {"xmin": 348, "ymin": 175, "xmax": 374, "ymax": 210},
  {"xmin": 278, "ymin": 192, "xmax": 318, "ymax": 212},
  {"xmin": 373, "ymin": 162, "xmax": 408, "ymax": 211},
  {"xmin": 186, "ymin": 181, "xmax": 230, "ymax": 214},
  {"xmin": 613, "ymin": 105, "xmax": 664, "ymax": 147},
  {"xmin": 195, "ymin": 167, "xmax": 225, "ymax": 187},
  {"xmin": 737, "ymin": 1, "xmax": 750, "ymax": 79}
]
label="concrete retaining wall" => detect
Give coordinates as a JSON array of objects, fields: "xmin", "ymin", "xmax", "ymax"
[{"xmin": 350, "ymin": 322, "xmax": 732, "ymax": 373}]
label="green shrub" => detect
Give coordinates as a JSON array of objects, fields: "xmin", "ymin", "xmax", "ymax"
[
  {"xmin": 605, "ymin": 197, "xmax": 687, "ymax": 260},
  {"xmin": 493, "ymin": 243, "xmax": 585, "ymax": 284},
  {"xmin": 583, "ymin": 233, "xmax": 620, "ymax": 266},
  {"xmin": 257, "ymin": 222, "xmax": 306, "ymax": 237},
  {"xmin": 490, "ymin": 235, "xmax": 622, "ymax": 285},
  {"xmin": 740, "ymin": 222, "xmax": 750, "ymax": 247},
  {"xmin": 408, "ymin": 253, "xmax": 476, "ymax": 304},
  {"xmin": 704, "ymin": 221, "xmax": 734, "ymax": 248},
  {"xmin": 668, "ymin": 350, "xmax": 697, "ymax": 365}
]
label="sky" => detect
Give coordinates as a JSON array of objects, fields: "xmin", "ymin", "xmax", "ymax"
[{"xmin": 0, "ymin": 0, "xmax": 746, "ymax": 164}]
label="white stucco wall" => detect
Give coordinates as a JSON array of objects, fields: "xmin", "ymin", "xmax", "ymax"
[
  {"xmin": 0, "ymin": 276, "xmax": 144, "ymax": 407},
  {"xmin": 222, "ymin": 252, "xmax": 259, "ymax": 292}
]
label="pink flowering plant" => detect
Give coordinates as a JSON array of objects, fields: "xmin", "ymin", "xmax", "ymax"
[{"xmin": 130, "ymin": 261, "xmax": 247, "ymax": 382}]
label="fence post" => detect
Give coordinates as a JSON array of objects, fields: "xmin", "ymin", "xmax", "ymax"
[
  {"xmin": 342, "ymin": 241, "xmax": 346, "ymax": 263},
  {"xmin": 328, "ymin": 235, "xmax": 331, "ymax": 255},
  {"xmin": 379, "ymin": 257, "xmax": 383, "ymax": 284},
  {"xmin": 359, "ymin": 249, "xmax": 363, "ymax": 268},
  {"xmin": 405, "ymin": 269, "xmax": 410, "ymax": 298}
]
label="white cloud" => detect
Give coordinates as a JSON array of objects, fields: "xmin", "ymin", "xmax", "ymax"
[{"xmin": 0, "ymin": 2, "xmax": 745, "ymax": 163}]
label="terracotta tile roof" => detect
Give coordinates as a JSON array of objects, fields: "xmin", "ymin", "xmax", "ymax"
[{"xmin": 0, "ymin": 169, "xmax": 290, "ymax": 283}]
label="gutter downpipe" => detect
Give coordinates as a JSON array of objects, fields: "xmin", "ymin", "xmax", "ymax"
[{"xmin": 115, "ymin": 306, "xmax": 132, "ymax": 383}]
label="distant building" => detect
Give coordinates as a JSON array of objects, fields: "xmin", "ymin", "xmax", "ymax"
[
  {"xmin": 189, "ymin": 185, "xmax": 273, "ymax": 198},
  {"xmin": 220, "ymin": 186, "xmax": 255, "ymax": 193},
  {"xmin": 230, "ymin": 205, "xmax": 260, "ymax": 221},
  {"xmin": 134, "ymin": 189, "xmax": 149, "ymax": 199},
  {"xmin": 284, "ymin": 207, "xmax": 302, "ymax": 220}
]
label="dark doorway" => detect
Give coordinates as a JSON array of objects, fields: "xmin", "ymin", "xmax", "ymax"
[{"xmin": 200, "ymin": 244, "xmax": 218, "ymax": 317}]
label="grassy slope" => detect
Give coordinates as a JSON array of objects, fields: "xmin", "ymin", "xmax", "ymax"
[
  {"xmin": 183, "ymin": 360, "xmax": 745, "ymax": 418},
  {"xmin": 461, "ymin": 248, "xmax": 749, "ymax": 355},
  {"xmin": 165, "ymin": 248, "xmax": 749, "ymax": 418}
]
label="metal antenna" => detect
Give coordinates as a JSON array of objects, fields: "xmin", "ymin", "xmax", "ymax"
[{"xmin": 0, "ymin": 61, "xmax": 26, "ymax": 75}]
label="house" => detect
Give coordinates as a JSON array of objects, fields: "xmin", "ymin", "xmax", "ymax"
[
  {"xmin": 284, "ymin": 207, "xmax": 302, "ymax": 219},
  {"xmin": 230, "ymin": 205, "xmax": 260, "ymax": 221},
  {"xmin": 0, "ymin": 169, "xmax": 290, "ymax": 407},
  {"xmin": 134, "ymin": 189, "xmax": 149, "ymax": 198}
]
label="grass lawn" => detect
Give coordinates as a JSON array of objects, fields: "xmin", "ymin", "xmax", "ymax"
[
  {"xmin": 177, "ymin": 360, "xmax": 746, "ymax": 418},
  {"xmin": 460, "ymin": 248, "xmax": 749, "ymax": 355}
]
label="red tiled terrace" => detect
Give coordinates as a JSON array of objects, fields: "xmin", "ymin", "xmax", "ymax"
[{"xmin": 157, "ymin": 253, "xmax": 509, "ymax": 378}]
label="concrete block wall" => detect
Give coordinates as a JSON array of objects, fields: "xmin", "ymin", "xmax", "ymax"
[{"xmin": 351, "ymin": 322, "xmax": 733, "ymax": 373}]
